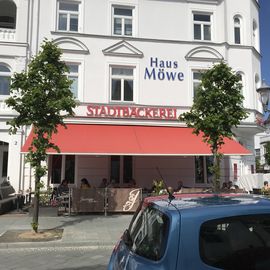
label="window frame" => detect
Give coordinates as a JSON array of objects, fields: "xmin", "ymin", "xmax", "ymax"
[
  {"xmin": 192, "ymin": 70, "xmax": 203, "ymax": 100},
  {"xmin": 57, "ymin": 0, "xmax": 81, "ymax": 32},
  {"xmin": 110, "ymin": 155, "xmax": 133, "ymax": 185},
  {"xmin": 0, "ymin": 64, "xmax": 11, "ymax": 97},
  {"xmin": 66, "ymin": 62, "xmax": 80, "ymax": 99},
  {"xmin": 50, "ymin": 154, "xmax": 76, "ymax": 185},
  {"xmin": 193, "ymin": 12, "xmax": 212, "ymax": 41},
  {"xmin": 233, "ymin": 16, "xmax": 241, "ymax": 45},
  {"xmin": 112, "ymin": 5, "xmax": 134, "ymax": 37},
  {"xmin": 129, "ymin": 205, "xmax": 170, "ymax": 261},
  {"xmin": 200, "ymin": 214, "xmax": 270, "ymax": 269},
  {"xmin": 195, "ymin": 156, "xmax": 214, "ymax": 184},
  {"xmin": 109, "ymin": 65, "xmax": 135, "ymax": 103}
]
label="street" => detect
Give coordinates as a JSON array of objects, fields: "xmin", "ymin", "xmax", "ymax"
[{"xmin": 0, "ymin": 246, "xmax": 112, "ymax": 270}]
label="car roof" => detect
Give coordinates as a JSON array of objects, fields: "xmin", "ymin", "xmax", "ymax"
[{"xmin": 144, "ymin": 193, "xmax": 270, "ymax": 212}]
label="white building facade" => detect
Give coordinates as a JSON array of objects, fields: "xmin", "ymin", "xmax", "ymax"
[{"xmin": 0, "ymin": 0, "xmax": 264, "ymax": 192}]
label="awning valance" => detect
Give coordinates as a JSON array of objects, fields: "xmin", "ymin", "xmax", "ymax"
[{"xmin": 21, "ymin": 124, "xmax": 251, "ymax": 156}]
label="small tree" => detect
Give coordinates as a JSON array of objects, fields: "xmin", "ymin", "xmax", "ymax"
[
  {"xmin": 180, "ymin": 62, "xmax": 248, "ymax": 192},
  {"xmin": 6, "ymin": 40, "xmax": 76, "ymax": 232},
  {"xmin": 264, "ymin": 141, "xmax": 270, "ymax": 170}
]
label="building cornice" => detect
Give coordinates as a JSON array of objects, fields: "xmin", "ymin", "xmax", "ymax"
[{"xmin": 51, "ymin": 31, "xmax": 261, "ymax": 58}]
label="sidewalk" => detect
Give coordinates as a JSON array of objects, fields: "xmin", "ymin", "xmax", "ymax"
[{"xmin": 0, "ymin": 210, "xmax": 133, "ymax": 249}]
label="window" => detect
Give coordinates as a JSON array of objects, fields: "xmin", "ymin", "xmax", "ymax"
[
  {"xmin": 236, "ymin": 72, "xmax": 244, "ymax": 95},
  {"xmin": 129, "ymin": 206, "xmax": 169, "ymax": 261},
  {"xmin": 193, "ymin": 13, "xmax": 211, "ymax": 41},
  {"xmin": 65, "ymin": 155, "xmax": 75, "ymax": 184},
  {"xmin": 112, "ymin": 6, "xmax": 133, "ymax": 36},
  {"xmin": 233, "ymin": 163, "xmax": 238, "ymax": 180},
  {"xmin": 253, "ymin": 20, "xmax": 259, "ymax": 50},
  {"xmin": 110, "ymin": 156, "xmax": 133, "ymax": 184},
  {"xmin": 200, "ymin": 214, "xmax": 270, "ymax": 269},
  {"xmin": 193, "ymin": 71, "xmax": 202, "ymax": 99},
  {"xmin": 195, "ymin": 156, "xmax": 213, "ymax": 184},
  {"xmin": 234, "ymin": 17, "xmax": 241, "ymax": 44},
  {"xmin": 57, "ymin": 1, "xmax": 79, "ymax": 32},
  {"xmin": 0, "ymin": 1, "xmax": 16, "ymax": 29},
  {"xmin": 0, "ymin": 65, "xmax": 11, "ymax": 96},
  {"xmin": 2, "ymin": 151, "xmax": 8, "ymax": 177},
  {"xmin": 66, "ymin": 63, "xmax": 79, "ymax": 98},
  {"xmin": 110, "ymin": 66, "xmax": 134, "ymax": 102},
  {"xmin": 51, "ymin": 155, "xmax": 62, "ymax": 184},
  {"xmin": 51, "ymin": 155, "xmax": 75, "ymax": 184}
]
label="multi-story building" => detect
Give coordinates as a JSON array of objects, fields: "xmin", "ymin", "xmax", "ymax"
[{"xmin": 0, "ymin": 0, "xmax": 264, "ymax": 193}]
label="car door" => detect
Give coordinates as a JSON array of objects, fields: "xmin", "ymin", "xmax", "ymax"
[{"xmin": 115, "ymin": 205, "xmax": 178, "ymax": 270}]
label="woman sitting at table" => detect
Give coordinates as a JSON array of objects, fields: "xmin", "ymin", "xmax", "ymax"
[{"xmin": 80, "ymin": 178, "xmax": 91, "ymax": 189}]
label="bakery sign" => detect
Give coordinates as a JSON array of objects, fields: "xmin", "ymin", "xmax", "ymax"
[{"xmin": 86, "ymin": 104, "xmax": 178, "ymax": 120}]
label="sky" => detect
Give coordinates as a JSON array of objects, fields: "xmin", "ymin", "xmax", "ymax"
[{"xmin": 259, "ymin": 0, "xmax": 270, "ymax": 84}]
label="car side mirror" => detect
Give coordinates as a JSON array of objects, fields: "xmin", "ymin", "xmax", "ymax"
[{"xmin": 122, "ymin": 229, "xmax": 133, "ymax": 248}]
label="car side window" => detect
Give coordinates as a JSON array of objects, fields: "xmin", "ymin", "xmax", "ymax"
[
  {"xmin": 200, "ymin": 214, "xmax": 270, "ymax": 269},
  {"xmin": 129, "ymin": 206, "xmax": 169, "ymax": 261}
]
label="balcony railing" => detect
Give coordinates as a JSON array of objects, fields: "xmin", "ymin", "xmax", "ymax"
[{"xmin": 0, "ymin": 28, "xmax": 15, "ymax": 41}]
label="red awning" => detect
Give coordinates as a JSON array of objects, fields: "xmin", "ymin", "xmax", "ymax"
[{"xmin": 21, "ymin": 124, "xmax": 251, "ymax": 156}]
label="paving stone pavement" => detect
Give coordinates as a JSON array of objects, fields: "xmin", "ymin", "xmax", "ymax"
[
  {"xmin": 0, "ymin": 211, "xmax": 133, "ymax": 249},
  {"xmin": 0, "ymin": 246, "xmax": 112, "ymax": 270}
]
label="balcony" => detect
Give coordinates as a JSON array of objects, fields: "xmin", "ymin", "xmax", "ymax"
[{"xmin": 0, "ymin": 28, "xmax": 15, "ymax": 41}]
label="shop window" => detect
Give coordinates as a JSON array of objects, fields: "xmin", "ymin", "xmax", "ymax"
[
  {"xmin": 0, "ymin": 1, "xmax": 16, "ymax": 29},
  {"xmin": 57, "ymin": 1, "xmax": 80, "ymax": 32},
  {"xmin": 65, "ymin": 155, "xmax": 75, "ymax": 184},
  {"xmin": 123, "ymin": 156, "xmax": 133, "ymax": 183},
  {"xmin": 0, "ymin": 64, "xmax": 11, "ymax": 96},
  {"xmin": 233, "ymin": 163, "xmax": 238, "ymax": 180},
  {"xmin": 66, "ymin": 63, "xmax": 79, "ymax": 98},
  {"xmin": 110, "ymin": 66, "xmax": 134, "ymax": 103},
  {"xmin": 251, "ymin": 164, "xmax": 255, "ymax": 174},
  {"xmin": 193, "ymin": 13, "xmax": 212, "ymax": 41},
  {"xmin": 110, "ymin": 156, "xmax": 133, "ymax": 185},
  {"xmin": 2, "ymin": 151, "xmax": 8, "ymax": 177},
  {"xmin": 110, "ymin": 156, "xmax": 120, "ymax": 184},
  {"xmin": 51, "ymin": 155, "xmax": 75, "ymax": 184},
  {"xmin": 112, "ymin": 6, "xmax": 133, "ymax": 36},
  {"xmin": 195, "ymin": 156, "xmax": 213, "ymax": 184},
  {"xmin": 51, "ymin": 155, "xmax": 62, "ymax": 184}
]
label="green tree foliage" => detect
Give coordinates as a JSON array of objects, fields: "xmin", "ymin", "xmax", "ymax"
[
  {"xmin": 264, "ymin": 141, "xmax": 270, "ymax": 168},
  {"xmin": 6, "ymin": 40, "xmax": 77, "ymax": 232},
  {"xmin": 180, "ymin": 62, "xmax": 248, "ymax": 192}
]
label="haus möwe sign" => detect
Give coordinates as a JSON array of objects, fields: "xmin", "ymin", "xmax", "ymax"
[{"xmin": 86, "ymin": 105, "xmax": 177, "ymax": 120}]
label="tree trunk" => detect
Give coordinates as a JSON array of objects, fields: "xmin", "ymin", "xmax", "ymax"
[
  {"xmin": 32, "ymin": 174, "xmax": 40, "ymax": 233},
  {"xmin": 213, "ymin": 149, "xmax": 221, "ymax": 193}
]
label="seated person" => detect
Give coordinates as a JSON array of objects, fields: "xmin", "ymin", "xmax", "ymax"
[
  {"xmin": 262, "ymin": 181, "xmax": 270, "ymax": 194},
  {"xmin": 57, "ymin": 179, "xmax": 69, "ymax": 195},
  {"xmin": 128, "ymin": 178, "xmax": 137, "ymax": 188},
  {"xmin": 99, "ymin": 178, "xmax": 108, "ymax": 188},
  {"xmin": 80, "ymin": 178, "xmax": 91, "ymax": 189}
]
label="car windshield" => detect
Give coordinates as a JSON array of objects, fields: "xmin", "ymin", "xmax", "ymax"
[
  {"xmin": 128, "ymin": 204, "xmax": 169, "ymax": 261},
  {"xmin": 200, "ymin": 214, "xmax": 270, "ymax": 270}
]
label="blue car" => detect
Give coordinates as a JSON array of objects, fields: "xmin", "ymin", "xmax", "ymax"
[{"xmin": 108, "ymin": 193, "xmax": 270, "ymax": 270}]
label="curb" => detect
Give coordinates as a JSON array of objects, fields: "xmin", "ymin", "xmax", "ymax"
[{"xmin": 0, "ymin": 240, "xmax": 115, "ymax": 250}]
